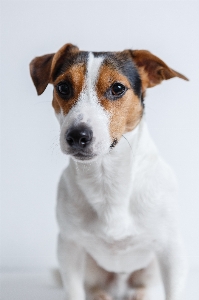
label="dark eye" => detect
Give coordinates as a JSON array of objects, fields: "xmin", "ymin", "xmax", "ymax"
[
  {"xmin": 105, "ymin": 82, "xmax": 127, "ymax": 100},
  {"xmin": 57, "ymin": 82, "xmax": 72, "ymax": 99},
  {"xmin": 111, "ymin": 82, "xmax": 126, "ymax": 96}
]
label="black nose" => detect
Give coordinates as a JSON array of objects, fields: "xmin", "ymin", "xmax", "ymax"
[{"xmin": 65, "ymin": 124, "xmax": 93, "ymax": 149}]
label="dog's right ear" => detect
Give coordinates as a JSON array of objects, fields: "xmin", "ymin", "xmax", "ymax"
[
  {"xmin": 29, "ymin": 53, "xmax": 55, "ymax": 95},
  {"xmin": 29, "ymin": 44, "xmax": 79, "ymax": 95}
]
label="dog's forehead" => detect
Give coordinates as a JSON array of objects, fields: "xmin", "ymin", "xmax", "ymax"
[{"xmin": 53, "ymin": 50, "xmax": 141, "ymax": 97}]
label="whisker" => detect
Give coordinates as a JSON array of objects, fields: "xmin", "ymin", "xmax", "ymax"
[
  {"xmin": 144, "ymin": 104, "xmax": 157, "ymax": 114},
  {"xmin": 122, "ymin": 135, "xmax": 132, "ymax": 150}
]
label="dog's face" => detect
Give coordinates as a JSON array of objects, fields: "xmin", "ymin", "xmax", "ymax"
[{"xmin": 30, "ymin": 44, "xmax": 187, "ymax": 161}]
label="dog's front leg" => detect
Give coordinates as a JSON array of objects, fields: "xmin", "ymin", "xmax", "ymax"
[
  {"xmin": 157, "ymin": 238, "xmax": 187, "ymax": 300},
  {"xmin": 57, "ymin": 234, "xmax": 86, "ymax": 300}
]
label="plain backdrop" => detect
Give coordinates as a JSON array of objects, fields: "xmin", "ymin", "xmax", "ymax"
[{"xmin": 1, "ymin": 1, "xmax": 199, "ymax": 273}]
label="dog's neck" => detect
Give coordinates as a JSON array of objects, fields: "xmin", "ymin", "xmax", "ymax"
[{"xmin": 69, "ymin": 118, "xmax": 156, "ymax": 221}]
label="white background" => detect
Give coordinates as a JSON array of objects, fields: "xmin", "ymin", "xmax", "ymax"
[{"xmin": 1, "ymin": 0, "xmax": 199, "ymax": 274}]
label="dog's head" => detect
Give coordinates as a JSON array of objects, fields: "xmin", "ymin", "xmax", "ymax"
[{"xmin": 30, "ymin": 43, "xmax": 188, "ymax": 161}]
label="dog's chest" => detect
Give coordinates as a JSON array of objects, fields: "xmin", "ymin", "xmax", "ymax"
[
  {"xmin": 76, "ymin": 202, "xmax": 155, "ymax": 273},
  {"xmin": 81, "ymin": 218, "xmax": 154, "ymax": 273}
]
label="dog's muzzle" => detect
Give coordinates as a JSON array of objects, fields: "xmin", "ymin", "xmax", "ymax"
[{"xmin": 65, "ymin": 123, "xmax": 93, "ymax": 150}]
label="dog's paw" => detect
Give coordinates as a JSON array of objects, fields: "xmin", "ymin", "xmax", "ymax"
[
  {"xmin": 127, "ymin": 288, "xmax": 148, "ymax": 300},
  {"xmin": 92, "ymin": 290, "xmax": 113, "ymax": 300}
]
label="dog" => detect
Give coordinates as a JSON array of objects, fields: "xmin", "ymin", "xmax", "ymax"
[{"xmin": 30, "ymin": 44, "xmax": 188, "ymax": 300}]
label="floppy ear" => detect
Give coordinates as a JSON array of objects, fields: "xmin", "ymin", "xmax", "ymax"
[
  {"xmin": 29, "ymin": 53, "xmax": 54, "ymax": 95},
  {"xmin": 129, "ymin": 50, "xmax": 188, "ymax": 92},
  {"xmin": 29, "ymin": 43, "xmax": 79, "ymax": 95},
  {"xmin": 50, "ymin": 43, "xmax": 79, "ymax": 81}
]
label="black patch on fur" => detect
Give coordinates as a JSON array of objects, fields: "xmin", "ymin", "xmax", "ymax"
[
  {"xmin": 141, "ymin": 93, "xmax": 145, "ymax": 108},
  {"xmin": 101, "ymin": 52, "xmax": 142, "ymax": 99},
  {"xmin": 110, "ymin": 138, "xmax": 118, "ymax": 149},
  {"xmin": 52, "ymin": 51, "xmax": 89, "ymax": 82},
  {"xmin": 52, "ymin": 50, "xmax": 142, "ymax": 101}
]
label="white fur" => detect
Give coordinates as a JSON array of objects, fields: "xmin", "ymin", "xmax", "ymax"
[
  {"xmin": 56, "ymin": 54, "xmax": 187, "ymax": 300},
  {"xmin": 58, "ymin": 53, "xmax": 111, "ymax": 159}
]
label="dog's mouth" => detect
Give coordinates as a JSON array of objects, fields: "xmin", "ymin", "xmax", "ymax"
[
  {"xmin": 72, "ymin": 152, "xmax": 97, "ymax": 161},
  {"xmin": 68, "ymin": 138, "xmax": 118, "ymax": 161}
]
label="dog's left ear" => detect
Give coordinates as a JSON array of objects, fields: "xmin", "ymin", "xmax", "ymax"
[{"xmin": 129, "ymin": 50, "xmax": 188, "ymax": 92}]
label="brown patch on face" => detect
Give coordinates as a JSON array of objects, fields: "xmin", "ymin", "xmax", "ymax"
[
  {"xmin": 96, "ymin": 64, "xmax": 143, "ymax": 142},
  {"xmin": 29, "ymin": 44, "xmax": 80, "ymax": 96},
  {"xmin": 52, "ymin": 93, "xmax": 61, "ymax": 114},
  {"xmin": 136, "ymin": 66, "xmax": 150, "ymax": 93},
  {"xmin": 52, "ymin": 63, "xmax": 86, "ymax": 115},
  {"xmin": 50, "ymin": 44, "xmax": 79, "ymax": 82}
]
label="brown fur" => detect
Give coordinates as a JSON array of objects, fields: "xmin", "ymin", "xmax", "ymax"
[
  {"xmin": 29, "ymin": 43, "xmax": 80, "ymax": 95},
  {"xmin": 52, "ymin": 63, "xmax": 86, "ymax": 114},
  {"xmin": 30, "ymin": 44, "xmax": 188, "ymax": 146},
  {"xmin": 129, "ymin": 49, "xmax": 188, "ymax": 92},
  {"xmin": 96, "ymin": 64, "xmax": 143, "ymax": 141},
  {"xmin": 29, "ymin": 45, "xmax": 188, "ymax": 300},
  {"xmin": 30, "ymin": 53, "xmax": 54, "ymax": 95},
  {"xmin": 50, "ymin": 43, "xmax": 79, "ymax": 82}
]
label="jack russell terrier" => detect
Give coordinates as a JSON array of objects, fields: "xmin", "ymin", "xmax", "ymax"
[{"xmin": 30, "ymin": 44, "xmax": 188, "ymax": 300}]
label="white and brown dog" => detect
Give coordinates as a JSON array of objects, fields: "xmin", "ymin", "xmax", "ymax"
[{"xmin": 30, "ymin": 44, "xmax": 188, "ymax": 300}]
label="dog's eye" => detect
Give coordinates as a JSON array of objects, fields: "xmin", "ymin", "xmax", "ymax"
[
  {"xmin": 111, "ymin": 83, "xmax": 126, "ymax": 96},
  {"xmin": 57, "ymin": 82, "xmax": 72, "ymax": 99},
  {"xmin": 105, "ymin": 82, "xmax": 127, "ymax": 100}
]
